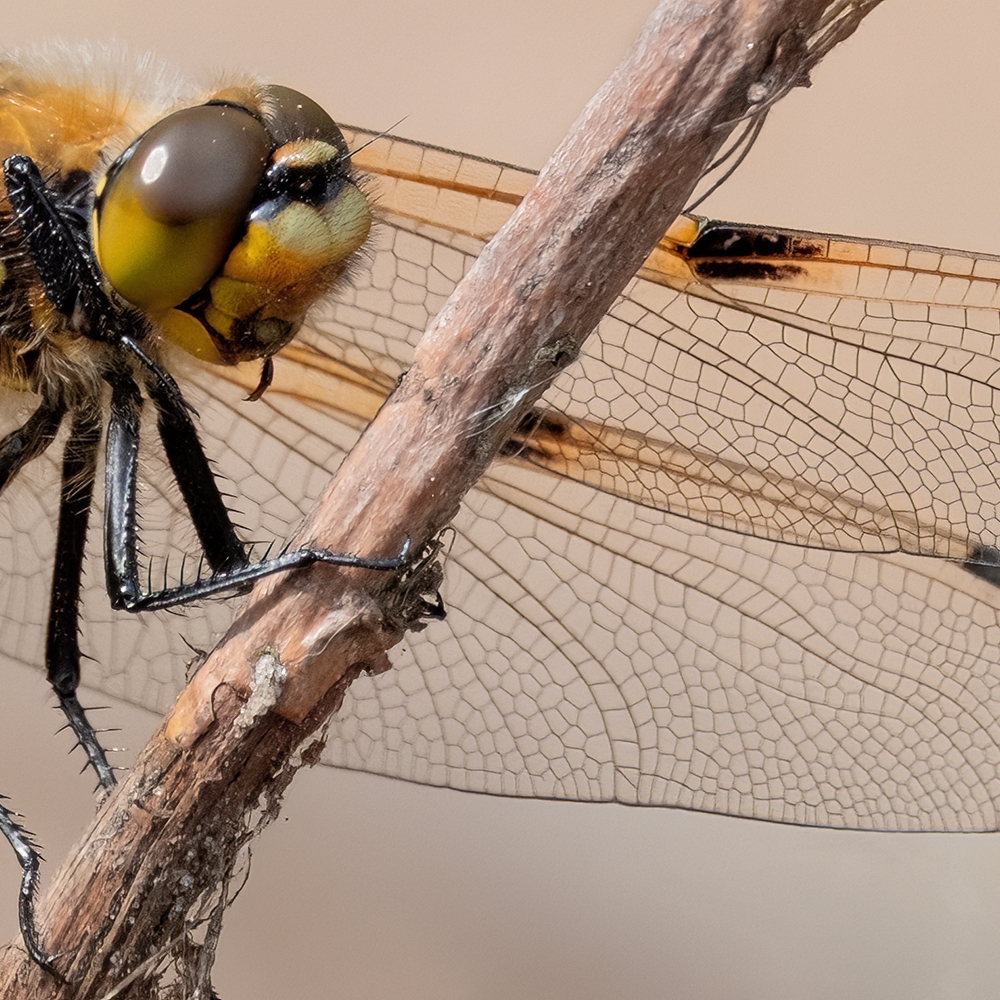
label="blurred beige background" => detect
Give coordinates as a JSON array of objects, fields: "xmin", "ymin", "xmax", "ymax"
[{"xmin": 0, "ymin": 1, "xmax": 999, "ymax": 997}]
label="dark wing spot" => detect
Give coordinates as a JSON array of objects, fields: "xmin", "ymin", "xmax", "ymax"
[
  {"xmin": 686, "ymin": 226, "xmax": 755, "ymax": 258},
  {"xmin": 686, "ymin": 224, "xmax": 825, "ymax": 261},
  {"xmin": 693, "ymin": 260, "xmax": 806, "ymax": 281},
  {"xmin": 966, "ymin": 545, "xmax": 1000, "ymax": 589},
  {"xmin": 500, "ymin": 408, "xmax": 568, "ymax": 460}
]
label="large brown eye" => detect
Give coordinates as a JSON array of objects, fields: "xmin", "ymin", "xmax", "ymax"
[
  {"xmin": 262, "ymin": 85, "xmax": 350, "ymax": 158},
  {"xmin": 93, "ymin": 104, "xmax": 271, "ymax": 311}
]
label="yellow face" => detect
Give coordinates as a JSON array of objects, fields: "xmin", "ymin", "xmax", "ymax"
[{"xmin": 91, "ymin": 84, "xmax": 372, "ymax": 365}]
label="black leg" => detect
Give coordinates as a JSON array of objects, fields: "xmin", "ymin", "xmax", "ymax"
[
  {"xmin": 0, "ymin": 400, "xmax": 72, "ymax": 973},
  {"xmin": 2, "ymin": 156, "xmax": 143, "ymax": 347},
  {"xmin": 102, "ymin": 368, "xmax": 143, "ymax": 610},
  {"xmin": 0, "ymin": 407, "xmax": 108, "ymax": 977},
  {"xmin": 3, "ymin": 156, "xmax": 86, "ymax": 313},
  {"xmin": 46, "ymin": 406, "xmax": 115, "ymax": 789},
  {"xmin": 103, "ymin": 360, "xmax": 409, "ymax": 614},
  {"xmin": 0, "ymin": 398, "xmax": 66, "ymax": 493},
  {"xmin": 147, "ymin": 369, "xmax": 247, "ymax": 576},
  {"xmin": 0, "ymin": 800, "xmax": 55, "ymax": 973}
]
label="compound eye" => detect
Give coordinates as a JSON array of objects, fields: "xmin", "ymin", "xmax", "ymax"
[
  {"xmin": 262, "ymin": 85, "xmax": 349, "ymax": 158},
  {"xmin": 94, "ymin": 104, "xmax": 271, "ymax": 311}
]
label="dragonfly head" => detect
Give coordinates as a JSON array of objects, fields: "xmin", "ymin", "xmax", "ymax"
[{"xmin": 92, "ymin": 84, "xmax": 371, "ymax": 365}]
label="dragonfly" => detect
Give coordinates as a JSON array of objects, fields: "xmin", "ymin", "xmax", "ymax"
[
  {"xmin": 1, "ymin": 35, "xmax": 1000, "ymax": 980},
  {"xmin": 6, "ymin": 88, "xmax": 1000, "ymax": 822}
]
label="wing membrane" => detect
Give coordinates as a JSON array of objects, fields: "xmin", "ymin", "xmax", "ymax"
[
  {"xmin": 285, "ymin": 130, "xmax": 1000, "ymax": 561},
  {"xmin": 5, "ymin": 128, "xmax": 1000, "ymax": 831},
  {"xmin": 330, "ymin": 467, "xmax": 1000, "ymax": 830}
]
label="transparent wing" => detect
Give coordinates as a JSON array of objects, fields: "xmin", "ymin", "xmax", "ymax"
[
  {"xmin": 342, "ymin": 129, "xmax": 1000, "ymax": 561},
  {"xmin": 333, "ymin": 471, "xmax": 1000, "ymax": 831},
  {"xmin": 3, "ymin": 130, "xmax": 1000, "ymax": 832}
]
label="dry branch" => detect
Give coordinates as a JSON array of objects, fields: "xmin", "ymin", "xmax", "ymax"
[{"xmin": 0, "ymin": 0, "xmax": 884, "ymax": 995}]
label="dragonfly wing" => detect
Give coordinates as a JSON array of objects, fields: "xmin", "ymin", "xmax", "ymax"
[
  {"xmin": 626, "ymin": 218, "xmax": 1000, "ymax": 559},
  {"xmin": 510, "ymin": 220, "xmax": 1000, "ymax": 561},
  {"xmin": 329, "ymin": 464, "xmax": 1000, "ymax": 831},
  {"xmin": 345, "ymin": 130, "xmax": 1000, "ymax": 561},
  {"xmin": 199, "ymin": 186, "xmax": 1000, "ymax": 831}
]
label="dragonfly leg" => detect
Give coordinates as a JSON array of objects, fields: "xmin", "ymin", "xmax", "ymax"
[
  {"xmin": 0, "ymin": 402, "xmax": 78, "ymax": 973},
  {"xmin": 0, "ymin": 403, "xmax": 108, "ymax": 779},
  {"xmin": 4, "ymin": 155, "xmax": 139, "ymax": 774},
  {"xmin": 3, "ymin": 155, "xmax": 143, "ymax": 347},
  {"xmin": 0, "ymin": 398, "xmax": 67, "ymax": 493},
  {"xmin": 46, "ymin": 406, "xmax": 116, "ymax": 789},
  {"xmin": 145, "ymin": 361, "xmax": 248, "ymax": 577},
  {"xmin": 103, "ymin": 363, "xmax": 409, "ymax": 615},
  {"xmin": 0, "ymin": 799, "xmax": 57, "ymax": 974}
]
